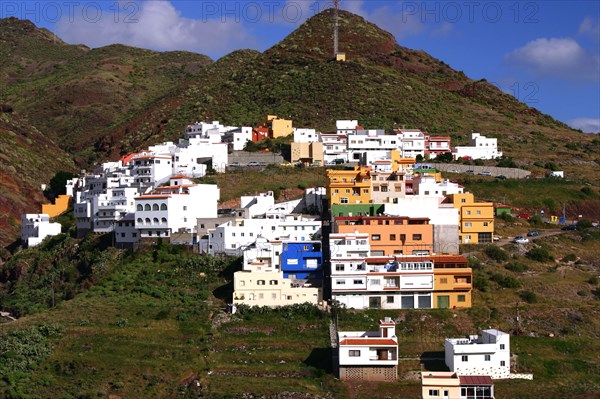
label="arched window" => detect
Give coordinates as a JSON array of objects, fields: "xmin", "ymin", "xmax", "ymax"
[
  {"xmin": 161, "ymin": 217, "xmax": 167, "ymax": 224},
  {"xmin": 137, "ymin": 218, "xmax": 143, "ymax": 225},
  {"xmin": 160, "ymin": 203, "xmax": 167, "ymax": 211},
  {"xmin": 153, "ymin": 218, "xmax": 159, "ymax": 224},
  {"xmin": 144, "ymin": 204, "xmax": 151, "ymax": 211},
  {"xmin": 152, "ymin": 204, "xmax": 159, "ymax": 211},
  {"xmin": 136, "ymin": 204, "xmax": 143, "ymax": 211},
  {"xmin": 145, "ymin": 218, "xmax": 151, "ymax": 224}
]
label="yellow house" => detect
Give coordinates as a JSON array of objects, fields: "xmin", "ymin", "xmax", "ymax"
[
  {"xmin": 389, "ymin": 150, "xmax": 415, "ymax": 173},
  {"xmin": 447, "ymin": 193, "xmax": 494, "ymax": 244},
  {"xmin": 326, "ymin": 166, "xmax": 372, "ymax": 205},
  {"xmin": 421, "ymin": 372, "xmax": 460, "ymax": 399},
  {"xmin": 432, "ymin": 255, "xmax": 472, "ymax": 309},
  {"xmin": 41, "ymin": 194, "xmax": 71, "ymax": 217},
  {"xmin": 266, "ymin": 115, "xmax": 293, "ymax": 138},
  {"xmin": 233, "ymin": 269, "xmax": 322, "ymax": 307}
]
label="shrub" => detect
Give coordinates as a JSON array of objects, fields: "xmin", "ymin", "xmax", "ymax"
[
  {"xmin": 484, "ymin": 246, "xmax": 509, "ymax": 262},
  {"xmin": 588, "ymin": 276, "xmax": 599, "ymax": 285},
  {"xmin": 562, "ymin": 253, "xmax": 577, "ymax": 262},
  {"xmin": 505, "ymin": 261, "xmax": 528, "ymax": 273},
  {"xmin": 473, "ymin": 271, "xmax": 490, "ymax": 291},
  {"xmin": 519, "ymin": 290, "xmax": 537, "ymax": 303},
  {"xmin": 500, "ymin": 213, "xmax": 514, "ymax": 223},
  {"xmin": 490, "ymin": 273, "xmax": 521, "ymax": 288},
  {"xmin": 468, "ymin": 256, "xmax": 483, "ymax": 270},
  {"xmin": 526, "ymin": 247, "xmax": 554, "ymax": 262},
  {"xmin": 577, "ymin": 219, "xmax": 593, "ymax": 229},
  {"xmin": 580, "ymin": 187, "xmax": 593, "ymax": 196}
]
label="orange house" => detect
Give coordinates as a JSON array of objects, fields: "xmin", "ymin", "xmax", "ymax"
[
  {"xmin": 432, "ymin": 255, "xmax": 472, "ymax": 309},
  {"xmin": 326, "ymin": 166, "xmax": 372, "ymax": 205},
  {"xmin": 334, "ymin": 215, "xmax": 433, "ymax": 256}
]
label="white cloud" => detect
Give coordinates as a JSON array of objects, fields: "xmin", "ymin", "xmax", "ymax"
[
  {"xmin": 568, "ymin": 118, "xmax": 600, "ymax": 133},
  {"xmin": 431, "ymin": 22, "xmax": 454, "ymax": 38},
  {"xmin": 506, "ymin": 38, "xmax": 600, "ymax": 80},
  {"xmin": 578, "ymin": 16, "xmax": 600, "ymax": 39},
  {"xmin": 339, "ymin": 1, "xmax": 426, "ymax": 39},
  {"xmin": 54, "ymin": 1, "xmax": 257, "ymax": 58}
]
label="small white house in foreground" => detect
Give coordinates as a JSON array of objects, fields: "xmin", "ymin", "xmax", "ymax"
[
  {"xmin": 444, "ymin": 329, "xmax": 510, "ymax": 379},
  {"xmin": 20, "ymin": 214, "xmax": 62, "ymax": 247}
]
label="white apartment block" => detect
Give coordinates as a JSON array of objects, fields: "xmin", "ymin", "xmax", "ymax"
[
  {"xmin": 114, "ymin": 214, "xmax": 139, "ymax": 248},
  {"xmin": 331, "ymin": 255, "xmax": 434, "ymax": 310},
  {"xmin": 336, "ymin": 119, "xmax": 359, "ymax": 134},
  {"xmin": 20, "ymin": 214, "xmax": 62, "ymax": 247},
  {"xmin": 134, "ymin": 176, "xmax": 219, "ymax": 239},
  {"xmin": 396, "ymin": 129, "xmax": 426, "ymax": 159},
  {"xmin": 231, "ymin": 127, "xmax": 253, "ymax": 151},
  {"xmin": 320, "ymin": 133, "xmax": 349, "ymax": 164},
  {"xmin": 454, "ymin": 133, "xmax": 503, "ymax": 160},
  {"xmin": 91, "ymin": 186, "xmax": 139, "ymax": 233},
  {"xmin": 131, "ymin": 154, "xmax": 173, "ymax": 186},
  {"xmin": 201, "ymin": 214, "xmax": 321, "ymax": 255},
  {"xmin": 338, "ymin": 318, "xmax": 398, "ymax": 382},
  {"xmin": 347, "ymin": 130, "xmax": 397, "ymax": 164},
  {"xmin": 445, "ymin": 329, "xmax": 511, "ymax": 379}
]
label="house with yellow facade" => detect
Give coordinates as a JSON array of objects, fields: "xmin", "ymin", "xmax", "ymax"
[
  {"xmin": 265, "ymin": 115, "xmax": 293, "ymax": 138},
  {"xmin": 446, "ymin": 193, "xmax": 494, "ymax": 244},
  {"xmin": 432, "ymin": 255, "xmax": 472, "ymax": 309},
  {"xmin": 326, "ymin": 166, "xmax": 372, "ymax": 205}
]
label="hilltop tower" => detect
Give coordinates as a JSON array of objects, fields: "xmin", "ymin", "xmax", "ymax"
[{"xmin": 333, "ymin": 0, "xmax": 346, "ymax": 61}]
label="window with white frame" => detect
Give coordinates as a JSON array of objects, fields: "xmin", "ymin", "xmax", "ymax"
[{"xmin": 349, "ymin": 350, "xmax": 360, "ymax": 357}]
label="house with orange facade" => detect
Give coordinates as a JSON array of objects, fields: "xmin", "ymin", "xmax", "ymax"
[
  {"xmin": 326, "ymin": 166, "xmax": 372, "ymax": 205},
  {"xmin": 334, "ymin": 215, "xmax": 433, "ymax": 256}
]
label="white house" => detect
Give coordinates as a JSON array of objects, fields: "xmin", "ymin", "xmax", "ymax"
[
  {"xmin": 20, "ymin": 214, "xmax": 62, "ymax": 247},
  {"xmin": 320, "ymin": 132, "xmax": 349, "ymax": 164},
  {"xmin": 293, "ymin": 128, "xmax": 320, "ymax": 143},
  {"xmin": 114, "ymin": 213, "xmax": 139, "ymax": 248},
  {"xmin": 413, "ymin": 175, "xmax": 464, "ymax": 197},
  {"xmin": 131, "ymin": 154, "xmax": 173, "ymax": 186},
  {"xmin": 240, "ymin": 191, "xmax": 275, "ymax": 218},
  {"xmin": 444, "ymin": 329, "xmax": 511, "ymax": 379},
  {"xmin": 338, "ymin": 318, "xmax": 398, "ymax": 381},
  {"xmin": 347, "ymin": 130, "xmax": 397, "ymax": 165},
  {"xmin": 134, "ymin": 176, "xmax": 219, "ymax": 240},
  {"xmin": 453, "ymin": 133, "xmax": 502, "ymax": 160},
  {"xmin": 395, "ymin": 129, "xmax": 426, "ymax": 159}
]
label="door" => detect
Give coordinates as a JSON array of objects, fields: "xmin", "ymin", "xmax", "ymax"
[
  {"xmin": 377, "ymin": 349, "xmax": 388, "ymax": 360},
  {"xmin": 443, "ymin": 390, "xmax": 449, "ymax": 399},
  {"xmin": 437, "ymin": 295, "xmax": 450, "ymax": 309}
]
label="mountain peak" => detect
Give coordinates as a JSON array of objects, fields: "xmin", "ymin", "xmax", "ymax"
[{"xmin": 267, "ymin": 9, "xmax": 396, "ymax": 62}]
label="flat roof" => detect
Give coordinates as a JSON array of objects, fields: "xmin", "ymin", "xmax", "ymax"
[
  {"xmin": 459, "ymin": 375, "xmax": 494, "ymax": 385},
  {"xmin": 339, "ymin": 338, "xmax": 397, "ymax": 346}
]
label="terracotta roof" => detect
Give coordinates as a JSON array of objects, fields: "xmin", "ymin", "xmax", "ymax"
[
  {"xmin": 459, "ymin": 375, "xmax": 494, "ymax": 385},
  {"xmin": 134, "ymin": 155, "xmax": 171, "ymax": 160},
  {"xmin": 339, "ymin": 338, "xmax": 397, "ymax": 346},
  {"xmin": 135, "ymin": 195, "xmax": 170, "ymax": 199},
  {"xmin": 121, "ymin": 153, "xmax": 138, "ymax": 165}
]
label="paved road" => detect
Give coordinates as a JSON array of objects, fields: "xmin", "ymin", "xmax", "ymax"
[
  {"xmin": 434, "ymin": 163, "xmax": 531, "ymax": 179},
  {"xmin": 494, "ymin": 229, "xmax": 563, "ymax": 246}
]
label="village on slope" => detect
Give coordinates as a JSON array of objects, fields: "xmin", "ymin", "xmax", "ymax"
[{"xmin": 20, "ymin": 115, "xmax": 541, "ymax": 397}]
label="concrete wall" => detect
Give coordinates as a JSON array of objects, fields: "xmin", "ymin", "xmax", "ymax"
[
  {"xmin": 229, "ymin": 151, "xmax": 286, "ymax": 165},
  {"xmin": 339, "ymin": 365, "xmax": 397, "ymax": 382},
  {"xmin": 434, "ymin": 224, "xmax": 460, "ymax": 254}
]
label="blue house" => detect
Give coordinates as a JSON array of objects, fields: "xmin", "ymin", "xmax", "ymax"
[{"xmin": 280, "ymin": 242, "xmax": 323, "ymax": 280}]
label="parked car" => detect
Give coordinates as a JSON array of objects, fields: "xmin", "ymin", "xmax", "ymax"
[
  {"xmin": 229, "ymin": 162, "xmax": 241, "ymax": 167},
  {"xmin": 496, "ymin": 175, "xmax": 507, "ymax": 180},
  {"xmin": 478, "ymin": 171, "xmax": 492, "ymax": 176},
  {"xmin": 247, "ymin": 161, "xmax": 259, "ymax": 166},
  {"xmin": 561, "ymin": 225, "xmax": 577, "ymax": 231},
  {"xmin": 493, "ymin": 235, "xmax": 501, "ymax": 242},
  {"xmin": 527, "ymin": 230, "xmax": 540, "ymax": 237},
  {"xmin": 465, "ymin": 170, "xmax": 474, "ymax": 174},
  {"xmin": 513, "ymin": 236, "xmax": 529, "ymax": 244}
]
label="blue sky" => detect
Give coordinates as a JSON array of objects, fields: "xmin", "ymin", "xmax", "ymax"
[{"xmin": 3, "ymin": 1, "xmax": 599, "ymax": 132}]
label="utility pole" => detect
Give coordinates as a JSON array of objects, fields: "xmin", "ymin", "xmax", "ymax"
[{"xmin": 333, "ymin": 0, "xmax": 339, "ymax": 57}]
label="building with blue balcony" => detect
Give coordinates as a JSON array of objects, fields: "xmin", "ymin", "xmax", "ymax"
[{"xmin": 280, "ymin": 241, "xmax": 323, "ymax": 280}]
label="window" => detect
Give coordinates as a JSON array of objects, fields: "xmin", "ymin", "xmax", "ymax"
[
  {"xmin": 336, "ymin": 280, "xmax": 346, "ymax": 285},
  {"xmin": 501, "ymin": 360, "xmax": 506, "ymax": 366},
  {"xmin": 461, "ymin": 355, "xmax": 468, "ymax": 362},
  {"xmin": 152, "ymin": 204, "xmax": 159, "ymax": 211},
  {"xmin": 465, "ymin": 222, "xmax": 472, "ymax": 227},
  {"xmin": 160, "ymin": 204, "xmax": 167, "ymax": 210},
  {"xmin": 461, "ymin": 198, "xmax": 466, "ymax": 203},
  {"xmin": 349, "ymin": 350, "xmax": 360, "ymax": 357},
  {"xmin": 483, "ymin": 221, "xmax": 489, "ymax": 226},
  {"xmin": 271, "ymin": 293, "xmax": 277, "ymax": 299},
  {"xmin": 145, "ymin": 218, "xmax": 151, "ymax": 224},
  {"xmin": 412, "ymin": 234, "xmax": 422, "ymax": 241},
  {"xmin": 370, "ymin": 279, "xmax": 380, "ymax": 286},
  {"xmin": 458, "ymin": 295, "xmax": 466, "ymax": 302},
  {"xmin": 144, "ymin": 204, "xmax": 151, "ymax": 211},
  {"xmin": 476, "ymin": 210, "xmax": 481, "ymax": 215},
  {"xmin": 183, "ymin": 206, "xmax": 187, "ymax": 211},
  {"xmin": 390, "ymin": 234, "xmax": 396, "ymax": 241},
  {"xmin": 440, "ymin": 278, "xmax": 447, "ymax": 284},
  {"xmin": 387, "ymin": 296, "xmax": 394, "ymax": 303},
  {"xmin": 269, "ymin": 280, "xmax": 278, "ymax": 285},
  {"xmin": 137, "ymin": 218, "xmax": 143, "ymax": 224},
  {"xmin": 485, "ymin": 355, "xmax": 491, "ymax": 361},
  {"xmin": 340, "ymin": 197, "xmax": 349, "ymax": 204},
  {"xmin": 500, "ymin": 344, "xmax": 505, "ymax": 350},
  {"xmin": 335, "ymin": 264, "xmax": 344, "ymax": 272},
  {"xmin": 466, "ymin": 210, "xmax": 471, "ymax": 215},
  {"xmin": 257, "ymin": 280, "xmax": 265, "ymax": 285},
  {"xmin": 428, "ymin": 390, "xmax": 439, "ymax": 397},
  {"xmin": 353, "ymin": 279, "xmax": 362, "ymax": 285},
  {"xmin": 372, "ymin": 234, "xmax": 381, "ymax": 241},
  {"xmin": 136, "ymin": 204, "xmax": 143, "ymax": 211}
]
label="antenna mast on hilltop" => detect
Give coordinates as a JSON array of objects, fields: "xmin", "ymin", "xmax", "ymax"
[{"xmin": 333, "ymin": 0, "xmax": 339, "ymax": 57}]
